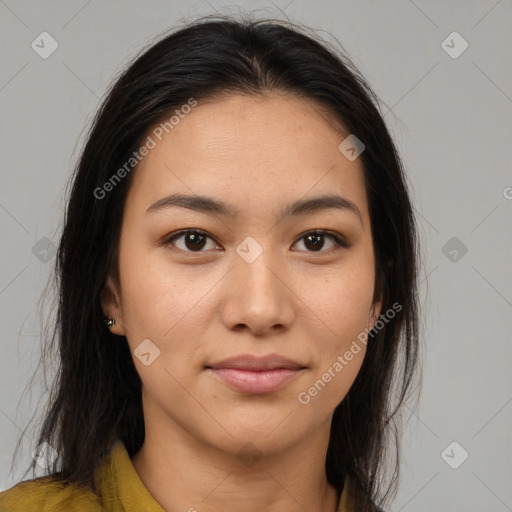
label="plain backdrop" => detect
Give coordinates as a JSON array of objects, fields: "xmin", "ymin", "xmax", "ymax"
[{"xmin": 1, "ymin": 1, "xmax": 511, "ymax": 511}]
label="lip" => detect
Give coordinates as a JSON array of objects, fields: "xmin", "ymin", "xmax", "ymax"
[
  {"xmin": 205, "ymin": 354, "xmax": 306, "ymax": 394},
  {"xmin": 207, "ymin": 354, "xmax": 304, "ymax": 371}
]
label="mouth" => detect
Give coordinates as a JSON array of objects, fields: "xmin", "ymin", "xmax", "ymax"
[{"xmin": 205, "ymin": 354, "xmax": 306, "ymax": 394}]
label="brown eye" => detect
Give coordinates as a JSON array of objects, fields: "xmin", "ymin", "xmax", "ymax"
[
  {"xmin": 164, "ymin": 230, "xmax": 219, "ymax": 252},
  {"xmin": 292, "ymin": 230, "xmax": 348, "ymax": 253},
  {"xmin": 164, "ymin": 229, "xmax": 348, "ymax": 255}
]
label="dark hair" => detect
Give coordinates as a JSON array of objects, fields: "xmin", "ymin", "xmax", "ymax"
[{"xmin": 16, "ymin": 13, "xmax": 420, "ymax": 512}]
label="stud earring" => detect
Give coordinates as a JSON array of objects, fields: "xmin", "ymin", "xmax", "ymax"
[{"xmin": 105, "ymin": 317, "xmax": 115, "ymax": 328}]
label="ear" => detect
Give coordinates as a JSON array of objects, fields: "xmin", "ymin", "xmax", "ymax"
[
  {"xmin": 368, "ymin": 298, "xmax": 383, "ymax": 330},
  {"xmin": 100, "ymin": 275, "xmax": 125, "ymax": 335}
]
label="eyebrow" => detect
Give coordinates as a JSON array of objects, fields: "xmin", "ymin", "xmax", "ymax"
[{"xmin": 146, "ymin": 192, "xmax": 363, "ymax": 226}]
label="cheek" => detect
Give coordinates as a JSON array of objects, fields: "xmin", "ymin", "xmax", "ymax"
[
  {"xmin": 330, "ymin": 278, "xmax": 373, "ymax": 347},
  {"xmin": 302, "ymin": 259, "xmax": 375, "ymax": 347},
  {"xmin": 295, "ymin": 274, "xmax": 374, "ymax": 411},
  {"xmin": 117, "ymin": 240, "xmax": 219, "ymax": 358},
  {"xmin": 296, "ymin": 255, "xmax": 375, "ymax": 405}
]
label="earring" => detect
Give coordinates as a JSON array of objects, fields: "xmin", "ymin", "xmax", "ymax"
[{"xmin": 105, "ymin": 317, "xmax": 115, "ymax": 327}]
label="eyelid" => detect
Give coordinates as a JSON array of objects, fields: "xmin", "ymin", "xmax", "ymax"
[{"xmin": 162, "ymin": 228, "xmax": 350, "ymax": 253}]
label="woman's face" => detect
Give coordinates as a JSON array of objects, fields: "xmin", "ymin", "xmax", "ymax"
[{"xmin": 103, "ymin": 92, "xmax": 381, "ymax": 456}]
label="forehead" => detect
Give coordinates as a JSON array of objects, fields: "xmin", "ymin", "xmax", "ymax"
[{"xmin": 125, "ymin": 93, "xmax": 369, "ymax": 223}]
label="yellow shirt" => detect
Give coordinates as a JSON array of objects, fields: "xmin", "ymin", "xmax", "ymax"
[{"xmin": 0, "ymin": 440, "xmax": 352, "ymax": 511}]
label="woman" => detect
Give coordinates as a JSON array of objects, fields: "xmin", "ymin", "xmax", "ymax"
[{"xmin": 0, "ymin": 14, "xmax": 420, "ymax": 512}]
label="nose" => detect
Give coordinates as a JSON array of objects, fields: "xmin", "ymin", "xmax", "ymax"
[{"xmin": 219, "ymin": 245, "xmax": 295, "ymax": 337}]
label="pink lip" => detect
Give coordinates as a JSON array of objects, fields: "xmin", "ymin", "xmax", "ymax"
[
  {"xmin": 207, "ymin": 368, "xmax": 302, "ymax": 394},
  {"xmin": 205, "ymin": 354, "xmax": 306, "ymax": 394}
]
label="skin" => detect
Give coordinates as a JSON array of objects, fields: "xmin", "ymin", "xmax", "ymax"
[{"xmin": 102, "ymin": 92, "xmax": 382, "ymax": 512}]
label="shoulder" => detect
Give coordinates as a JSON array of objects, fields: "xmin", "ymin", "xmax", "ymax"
[{"xmin": 0, "ymin": 476, "xmax": 101, "ymax": 512}]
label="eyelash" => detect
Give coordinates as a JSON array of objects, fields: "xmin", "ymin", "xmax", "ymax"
[{"xmin": 162, "ymin": 229, "xmax": 350, "ymax": 255}]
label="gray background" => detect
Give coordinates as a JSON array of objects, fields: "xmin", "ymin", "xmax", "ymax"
[{"xmin": 1, "ymin": 1, "xmax": 511, "ymax": 511}]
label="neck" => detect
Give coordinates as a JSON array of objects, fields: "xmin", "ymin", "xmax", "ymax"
[{"xmin": 131, "ymin": 416, "xmax": 340, "ymax": 512}]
